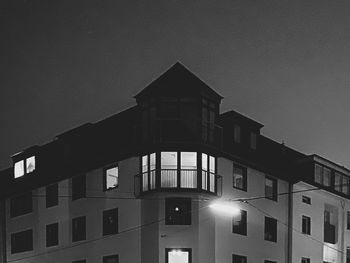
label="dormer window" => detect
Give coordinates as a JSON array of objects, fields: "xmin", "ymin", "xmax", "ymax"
[
  {"xmin": 14, "ymin": 156, "xmax": 36, "ymax": 178},
  {"xmin": 233, "ymin": 125, "xmax": 241, "ymax": 144}
]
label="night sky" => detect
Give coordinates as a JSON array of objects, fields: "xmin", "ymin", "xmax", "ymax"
[{"xmin": 1, "ymin": 0, "xmax": 350, "ymax": 170}]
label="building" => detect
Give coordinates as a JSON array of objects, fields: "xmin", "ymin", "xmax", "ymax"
[{"xmin": 0, "ymin": 62, "xmax": 350, "ymax": 263}]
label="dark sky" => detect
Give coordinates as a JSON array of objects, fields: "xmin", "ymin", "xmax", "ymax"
[{"xmin": 1, "ymin": 0, "xmax": 350, "ymax": 169}]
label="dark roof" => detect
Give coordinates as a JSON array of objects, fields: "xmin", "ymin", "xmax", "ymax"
[
  {"xmin": 134, "ymin": 62, "xmax": 223, "ymax": 101},
  {"xmin": 219, "ymin": 110, "xmax": 264, "ymax": 130}
]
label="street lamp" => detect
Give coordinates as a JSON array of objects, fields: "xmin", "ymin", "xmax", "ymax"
[{"xmin": 209, "ymin": 202, "xmax": 240, "ymax": 216}]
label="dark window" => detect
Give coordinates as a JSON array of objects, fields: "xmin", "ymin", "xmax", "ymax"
[
  {"xmin": 265, "ymin": 176, "xmax": 277, "ymax": 201},
  {"xmin": 72, "ymin": 216, "xmax": 86, "ymax": 242},
  {"xmin": 11, "ymin": 229, "xmax": 33, "ymax": 254},
  {"xmin": 302, "ymin": 216, "xmax": 311, "ymax": 235},
  {"xmin": 264, "ymin": 216, "xmax": 277, "ymax": 242},
  {"xmin": 72, "ymin": 174, "xmax": 86, "ymax": 201},
  {"xmin": 10, "ymin": 192, "xmax": 32, "ymax": 218},
  {"xmin": 346, "ymin": 248, "xmax": 350, "ymax": 263},
  {"xmin": 302, "ymin": 196, "xmax": 311, "ymax": 205},
  {"xmin": 72, "ymin": 260, "xmax": 86, "ymax": 263},
  {"xmin": 232, "ymin": 254, "xmax": 247, "ymax": 263},
  {"xmin": 166, "ymin": 248, "xmax": 191, "ymax": 263},
  {"xmin": 165, "ymin": 198, "xmax": 191, "ymax": 225},
  {"xmin": 265, "ymin": 261, "xmax": 277, "ymax": 263},
  {"xmin": 324, "ymin": 210, "xmax": 336, "ymax": 244},
  {"xmin": 301, "ymin": 258, "xmax": 310, "ymax": 263},
  {"xmin": 234, "ymin": 125, "xmax": 241, "ymax": 144},
  {"xmin": 46, "ymin": 222, "xmax": 59, "ymax": 247},
  {"xmin": 46, "ymin": 183, "xmax": 58, "ymax": 208},
  {"xmin": 103, "ymin": 165, "xmax": 119, "ymax": 191},
  {"xmin": 103, "ymin": 254, "xmax": 119, "ymax": 263},
  {"xmin": 233, "ymin": 165, "xmax": 247, "ymax": 191},
  {"xmin": 232, "ymin": 210, "xmax": 247, "ymax": 236},
  {"xmin": 103, "ymin": 208, "xmax": 118, "ymax": 236},
  {"xmin": 347, "ymin": 212, "xmax": 350, "ymax": 230},
  {"xmin": 250, "ymin": 132, "xmax": 257, "ymax": 149}
]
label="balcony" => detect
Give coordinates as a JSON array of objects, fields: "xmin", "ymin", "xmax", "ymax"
[{"xmin": 134, "ymin": 168, "xmax": 222, "ymax": 197}]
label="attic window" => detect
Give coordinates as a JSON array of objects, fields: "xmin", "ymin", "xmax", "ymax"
[{"xmin": 14, "ymin": 156, "xmax": 36, "ymax": 178}]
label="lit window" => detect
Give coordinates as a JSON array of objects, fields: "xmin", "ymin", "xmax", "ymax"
[
  {"xmin": 302, "ymin": 215, "xmax": 311, "ymax": 235},
  {"xmin": 161, "ymin": 152, "xmax": 178, "ymax": 188},
  {"xmin": 14, "ymin": 160, "xmax": 24, "ymax": 178},
  {"xmin": 104, "ymin": 165, "xmax": 118, "ymax": 191},
  {"xmin": 202, "ymin": 153, "xmax": 208, "ymax": 190},
  {"xmin": 180, "ymin": 152, "xmax": 197, "ymax": 188},
  {"xmin": 166, "ymin": 248, "xmax": 191, "ymax": 263},
  {"xmin": 26, "ymin": 156, "xmax": 35, "ymax": 173},
  {"xmin": 209, "ymin": 156, "xmax": 215, "ymax": 192},
  {"xmin": 233, "ymin": 165, "xmax": 247, "ymax": 191}
]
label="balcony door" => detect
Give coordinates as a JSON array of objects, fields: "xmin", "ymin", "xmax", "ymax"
[{"xmin": 166, "ymin": 248, "xmax": 191, "ymax": 263}]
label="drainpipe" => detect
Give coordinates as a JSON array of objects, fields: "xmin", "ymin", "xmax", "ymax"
[
  {"xmin": 340, "ymin": 200, "xmax": 345, "ymax": 263},
  {"xmin": 287, "ymin": 182, "xmax": 293, "ymax": 263},
  {"xmin": 0, "ymin": 198, "xmax": 6, "ymax": 263}
]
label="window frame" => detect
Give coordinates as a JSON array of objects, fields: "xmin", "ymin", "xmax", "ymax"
[
  {"xmin": 72, "ymin": 216, "xmax": 86, "ymax": 242},
  {"xmin": 264, "ymin": 216, "xmax": 277, "ymax": 242},
  {"xmin": 302, "ymin": 215, "xmax": 311, "ymax": 235},
  {"xmin": 46, "ymin": 222, "xmax": 59, "ymax": 247},
  {"xmin": 301, "ymin": 257, "xmax": 310, "ymax": 263},
  {"xmin": 232, "ymin": 254, "xmax": 247, "ymax": 263},
  {"xmin": 165, "ymin": 198, "xmax": 191, "ymax": 225},
  {"xmin": 302, "ymin": 195, "xmax": 311, "ymax": 205},
  {"xmin": 11, "ymin": 229, "xmax": 33, "ymax": 254},
  {"xmin": 103, "ymin": 164, "xmax": 119, "ymax": 191},
  {"xmin": 232, "ymin": 209, "xmax": 247, "ymax": 236},
  {"xmin": 233, "ymin": 164, "xmax": 247, "ymax": 192},
  {"xmin": 103, "ymin": 254, "xmax": 119, "ymax": 263},
  {"xmin": 265, "ymin": 176, "xmax": 278, "ymax": 201},
  {"xmin": 103, "ymin": 208, "xmax": 118, "ymax": 236}
]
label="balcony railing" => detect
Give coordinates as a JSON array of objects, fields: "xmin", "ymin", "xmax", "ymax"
[{"xmin": 134, "ymin": 169, "xmax": 222, "ymax": 197}]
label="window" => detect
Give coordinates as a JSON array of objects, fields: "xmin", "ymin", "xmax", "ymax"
[
  {"xmin": 103, "ymin": 254, "xmax": 119, "ymax": 263},
  {"xmin": 232, "ymin": 210, "xmax": 247, "ymax": 235},
  {"xmin": 347, "ymin": 212, "xmax": 350, "ymax": 230},
  {"xmin": 315, "ymin": 164, "xmax": 322, "ymax": 184},
  {"xmin": 233, "ymin": 165, "xmax": 247, "ymax": 191},
  {"xmin": 265, "ymin": 261, "xmax": 277, "ymax": 263},
  {"xmin": 324, "ymin": 209, "xmax": 336, "ymax": 244},
  {"xmin": 250, "ymin": 132, "xmax": 257, "ymax": 149},
  {"xmin": 232, "ymin": 254, "xmax": 247, "ymax": 263},
  {"xmin": 10, "ymin": 192, "xmax": 32, "ymax": 218},
  {"xmin": 233, "ymin": 125, "xmax": 241, "ymax": 144},
  {"xmin": 72, "ymin": 216, "xmax": 86, "ymax": 242},
  {"xmin": 103, "ymin": 208, "xmax": 118, "ymax": 236},
  {"xmin": 11, "ymin": 229, "xmax": 33, "ymax": 254},
  {"xmin": 301, "ymin": 258, "xmax": 310, "ymax": 263},
  {"xmin": 46, "ymin": 183, "xmax": 58, "ymax": 208},
  {"xmin": 343, "ymin": 176, "xmax": 349, "ymax": 195},
  {"xmin": 104, "ymin": 165, "xmax": 119, "ymax": 191},
  {"xmin": 302, "ymin": 196, "xmax": 311, "ymax": 205},
  {"xmin": 14, "ymin": 160, "xmax": 24, "ymax": 178},
  {"xmin": 302, "ymin": 216, "xmax": 311, "ymax": 235},
  {"xmin": 264, "ymin": 216, "xmax": 277, "ymax": 242},
  {"xmin": 346, "ymin": 248, "xmax": 350, "ymax": 263},
  {"xmin": 265, "ymin": 176, "xmax": 277, "ymax": 201},
  {"xmin": 46, "ymin": 222, "xmax": 59, "ymax": 247},
  {"xmin": 72, "ymin": 174, "xmax": 86, "ymax": 200},
  {"xmin": 14, "ymin": 156, "xmax": 36, "ymax": 178},
  {"xmin": 165, "ymin": 198, "xmax": 191, "ymax": 225},
  {"xmin": 323, "ymin": 167, "xmax": 331, "ymax": 187},
  {"xmin": 161, "ymin": 152, "xmax": 178, "ymax": 188},
  {"xmin": 334, "ymin": 172, "xmax": 341, "ymax": 192},
  {"xmin": 166, "ymin": 248, "xmax": 191, "ymax": 263},
  {"xmin": 180, "ymin": 152, "xmax": 197, "ymax": 188}
]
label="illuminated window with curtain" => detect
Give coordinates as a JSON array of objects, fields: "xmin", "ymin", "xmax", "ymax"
[
  {"xmin": 142, "ymin": 155, "xmax": 148, "ymax": 191},
  {"xmin": 166, "ymin": 248, "xmax": 191, "ymax": 263},
  {"xmin": 202, "ymin": 154, "xmax": 208, "ymax": 190},
  {"xmin": 209, "ymin": 156, "xmax": 215, "ymax": 192},
  {"xmin": 180, "ymin": 152, "xmax": 197, "ymax": 188},
  {"xmin": 201, "ymin": 153, "xmax": 216, "ymax": 192},
  {"xmin": 161, "ymin": 152, "xmax": 177, "ymax": 188}
]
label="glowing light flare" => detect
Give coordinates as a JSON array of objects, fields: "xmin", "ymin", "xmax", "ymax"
[{"xmin": 209, "ymin": 202, "xmax": 241, "ymax": 216}]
